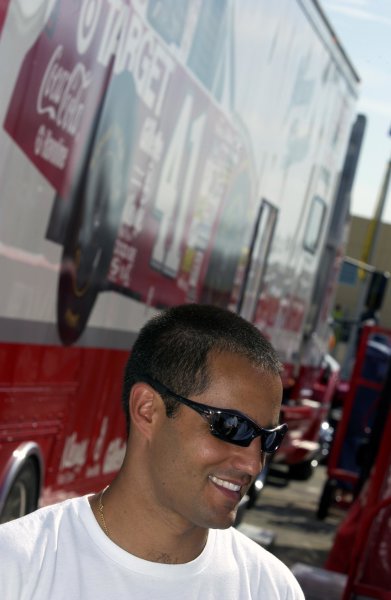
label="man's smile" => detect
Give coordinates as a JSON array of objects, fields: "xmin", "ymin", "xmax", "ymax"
[{"xmin": 208, "ymin": 475, "xmax": 242, "ymax": 493}]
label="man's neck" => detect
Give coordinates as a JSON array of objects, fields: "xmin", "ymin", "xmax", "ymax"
[{"xmin": 89, "ymin": 475, "xmax": 209, "ymax": 564}]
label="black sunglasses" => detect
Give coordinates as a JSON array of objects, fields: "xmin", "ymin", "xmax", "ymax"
[{"xmin": 139, "ymin": 374, "xmax": 288, "ymax": 454}]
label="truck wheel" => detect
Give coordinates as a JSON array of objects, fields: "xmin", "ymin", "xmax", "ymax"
[
  {"xmin": 247, "ymin": 460, "xmax": 271, "ymax": 508},
  {"xmin": 317, "ymin": 479, "xmax": 337, "ymax": 520},
  {"xmin": 288, "ymin": 460, "xmax": 314, "ymax": 481},
  {"xmin": 0, "ymin": 459, "xmax": 39, "ymax": 524}
]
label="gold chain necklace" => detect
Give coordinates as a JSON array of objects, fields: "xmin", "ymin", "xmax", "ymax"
[{"xmin": 98, "ymin": 485, "xmax": 110, "ymax": 537}]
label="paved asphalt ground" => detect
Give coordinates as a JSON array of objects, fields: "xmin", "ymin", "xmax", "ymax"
[{"xmin": 238, "ymin": 464, "xmax": 345, "ymax": 570}]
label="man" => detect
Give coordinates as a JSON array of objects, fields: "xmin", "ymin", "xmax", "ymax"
[{"xmin": 0, "ymin": 304, "xmax": 304, "ymax": 598}]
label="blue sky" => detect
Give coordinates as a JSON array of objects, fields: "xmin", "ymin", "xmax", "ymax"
[{"xmin": 320, "ymin": 0, "xmax": 391, "ymax": 223}]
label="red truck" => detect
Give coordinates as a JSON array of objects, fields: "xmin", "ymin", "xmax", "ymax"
[{"xmin": 0, "ymin": 0, "xmax": 360, "ymax": 521}]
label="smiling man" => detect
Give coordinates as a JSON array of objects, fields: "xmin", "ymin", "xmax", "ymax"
[{"xmin": 0, "ymin": 304, "xmax": 304, "ymax": 599}]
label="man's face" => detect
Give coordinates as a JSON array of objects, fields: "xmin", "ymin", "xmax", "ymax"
[{"xmin": 147, "ymin": 351, "xmax": 282, "ymax": 532}]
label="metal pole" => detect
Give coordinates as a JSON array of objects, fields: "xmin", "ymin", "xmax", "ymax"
[
  {"xmin": 360, "ymin": 157, "xmax": 391, "ymax": 270},
  {"xmin": 341, "ymin": 153, "xmax": 391, "ymax": 379},
  {"xmin": 340, "ymin": 258, "xmax": 374, "ymax": 380}
]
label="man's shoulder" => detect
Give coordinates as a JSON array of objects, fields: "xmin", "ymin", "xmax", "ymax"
[
  {"xmin": 0, "ymin": 495, "xmax": 87, "ymax": 557},
  {"xmin": 215, "ymin": 526, "xmax": 273, "ymax": 556},
  {"xmin": 0, "ymin": 496, "xmax": 90, "ymax": 596},
  {"xmin": 219, "ymin": 526, "xmax": 292, "ymax": 571},
  {"xmin": 214, "ymin": 527, "xmax": 305, "ymax": 598}
]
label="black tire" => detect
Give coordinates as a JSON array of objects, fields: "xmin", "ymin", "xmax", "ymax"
[
  {"xmin": 247, "ymin": 460, "xmax": 271, "ymax": 508},
  {"xmin": 0, "ymin": 459, "xmax": 39, "ymax": 524},
  {"xmin": 317, "ymin": 479, "xmax": 337, "ymax": 520},
  {"xmin": 288, "ymin": 460, "xmax": 314, "ymax": 481},
  {"xmin": 246, "ymin": 484, "xmax": 258, "ymax": 510}
]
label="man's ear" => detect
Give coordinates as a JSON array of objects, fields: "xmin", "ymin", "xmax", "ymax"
[{"xmin": 128, "ymin": 382, "xmax": 160, "ymax": 440}]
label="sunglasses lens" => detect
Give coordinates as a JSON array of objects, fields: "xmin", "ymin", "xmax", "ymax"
[
  {"xmin": 263, "ymin": 430, "xmax": 280, "ymax": 453},
  {"xmin": 262, "ymin": 425, "xmax": 287, "ymax": 453},
  {"xmin": 211, "ymin": 413, "xmax": 254, "ymax": 443},
  {"xmin": 211, "ymin": 412, "xmax": 287, "ymax": 453}
]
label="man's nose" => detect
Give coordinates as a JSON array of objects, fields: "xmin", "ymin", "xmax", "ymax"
[{"xmin": 230, "ymin": 438, "xmax": 265, "ymax": 477}]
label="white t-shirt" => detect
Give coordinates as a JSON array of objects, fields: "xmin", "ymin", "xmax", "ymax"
[{"xmin": 0, "ymin": 496, "xmax": 304, "ymax": 599}]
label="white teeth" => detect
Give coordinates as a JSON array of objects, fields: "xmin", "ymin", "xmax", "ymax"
[{"xmin": 209, "ymin": 475, "xmax": 241, "ymax": 492}]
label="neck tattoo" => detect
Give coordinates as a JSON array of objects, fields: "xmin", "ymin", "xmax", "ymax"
[{"xmin": 98, "ymin": 485, "xmax": 110, "ymax": 538}]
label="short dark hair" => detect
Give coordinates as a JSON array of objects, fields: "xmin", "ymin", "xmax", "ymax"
[{"xmin": 122, "ymin": 304, "xmax": 281, "ymax": 434}]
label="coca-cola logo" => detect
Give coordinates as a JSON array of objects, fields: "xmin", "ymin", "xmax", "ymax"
[{"xmin": 37, "ymin": 45, "xmax": 92, "ymax": 136}]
